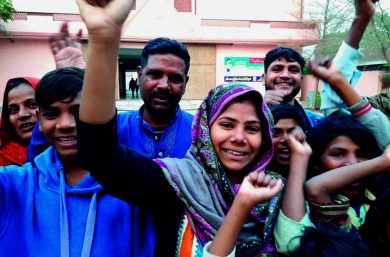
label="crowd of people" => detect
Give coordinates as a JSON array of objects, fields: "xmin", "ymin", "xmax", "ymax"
[{"xmin": 0, "ymin": 0, "xmax": 389, "ymax": 256}]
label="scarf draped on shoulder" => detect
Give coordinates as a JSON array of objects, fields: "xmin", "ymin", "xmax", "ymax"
[{"xmin": 155, "ymin": 84, "xmax": 282, "ymax": 256}]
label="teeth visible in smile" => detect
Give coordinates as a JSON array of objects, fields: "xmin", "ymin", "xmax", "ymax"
[
  {"xmin": 20, "ymin": 123, "xmax": 34, "ymax": 129},
  {"xmin": 57, "ymin": 136, "xmax": 76, "ymax": 143},
  {"xmin": 276, "ymin": 83, "xmax": 291, "ymax": 87},
  {"xmin": 225, "ymin": 149, "xmax": 245, "ymax": 156}
]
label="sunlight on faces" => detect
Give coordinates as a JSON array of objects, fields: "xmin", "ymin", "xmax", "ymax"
[
  {"xmin": 265, "ymin": 57, "xmax": 302, "ymax": 103},
  {"xmin": 272, "ymin": 118, "xmax": 301, "ymax": 166},
  {"xmin": 210, "ymin": 100, "xmax": 262, "ymax": 180},
  {"xmin": 321, "ymin": 135, "xmax": 368, "ymax": 199},
  {"xmin": 7, "ymin": 84, "xmax": 38, "ymax": 142},
  {"xmin": 38, "ymin": 93, "xmax": 81, "ymax": 158}
]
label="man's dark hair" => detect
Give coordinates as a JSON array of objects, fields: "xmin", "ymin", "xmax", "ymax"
[
  {"xmin": 140, "ymin": 37, "xmax": 191, "ymax": 75},
  {"xmin": 270, "ymin": 103, "xmax": 309, "ymax": 133},
  {"xmin": 35, "ymin": 67, "xmax": 84, "ymax": 108},
  {"xmin": 264, "ymin": 47, "xmax": 305, "ymax": 73}
]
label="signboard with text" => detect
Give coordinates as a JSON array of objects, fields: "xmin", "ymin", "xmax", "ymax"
[{"xmin": 224, "ymin": 57, "xmax": 264, "ymax": 83}]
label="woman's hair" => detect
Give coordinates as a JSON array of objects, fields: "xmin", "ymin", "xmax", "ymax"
[
  {"xmin": 292, "ymin": 226, "xmax": 371, "ymax": 257},
  {"xmin": 360, "ymin": 188, "xmax": 390, "ymax": 257},
  {"xmin": 0, "ymin": 77, "xmax": 38, "ymax": 147},
  {"xmin": 307, "ymin": 115, "xmax": 381, "ymax": 176}
]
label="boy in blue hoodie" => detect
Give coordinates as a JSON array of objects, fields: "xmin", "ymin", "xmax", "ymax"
[{"xmin": 0, "ymin": 67, "xmax": 153, "ymax": 257}]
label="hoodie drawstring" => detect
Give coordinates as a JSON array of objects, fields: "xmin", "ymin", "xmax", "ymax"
[
  {"xmin": 60, "ymin": 170, "xmax": 98, "ymax": 257},
  {"xmin": 80, "ymin": 193, "xmax": 97, "ymax": 257}
]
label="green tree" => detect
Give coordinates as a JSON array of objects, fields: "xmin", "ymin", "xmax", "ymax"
[
  {"xmin": 361, "ymin": 3, "xmax": 390, "ymax": 68},
  {"xmin": 305, "ymin": 0, "xmax": 354, "ymax": 57},
  {"xmin": 0, "ymin": 0, "xmax": 16, "ymax": 35}
]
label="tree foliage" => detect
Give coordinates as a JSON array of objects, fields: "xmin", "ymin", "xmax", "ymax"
[
  {"xmin": 361, "ymin": 3, "xmax": 390, "ymax": 67},
  {"xmin": 305, "ymin": 0, "xmax": 354, "ymax": 56},
  {"xmin": 0, "ymin": 0, "xmax": 16, "ymax": 34},
  {"xmin": 306, "ymin": 0, "xmax": 390, "ymax": 66}
]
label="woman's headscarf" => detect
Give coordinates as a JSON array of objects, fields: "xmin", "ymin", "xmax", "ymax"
[
  {"xmin": 0, "ymin": 77, "xmax": 39, "ymax": 166},
  {"xmin": 156, "ymin": 84, "xmax": 282, "ymax": 256}
]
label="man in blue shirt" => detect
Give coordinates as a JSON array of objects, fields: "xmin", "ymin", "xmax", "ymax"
[
  {"xmin": 29, "ymin": 34, "xmax": 193, "ymax": 161},
  {"xmin": 116, "ymin": 37, "xmax": 193, "ymax": 159}
]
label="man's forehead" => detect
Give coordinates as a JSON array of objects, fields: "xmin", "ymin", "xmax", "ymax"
[
  {"xmin": 269, "ymin": 57, "xmax": 300, "ymax": 66},
  {"xmin": 147, "ymin": 53, "xmax": 184, "ymax": 63},
  {"xmin": 144, "ymin": 54, "xmax": 186, "ymax": 74}
]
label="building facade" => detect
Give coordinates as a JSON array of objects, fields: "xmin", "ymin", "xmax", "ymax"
[{"xmin": 1, "ymin": 0, "xmax": 319, "ymax": 101}]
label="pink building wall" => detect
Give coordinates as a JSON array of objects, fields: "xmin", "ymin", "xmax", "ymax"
[
  {"xmin": 0, "ymin": 39, "xmax": 55, "ymax": 100},
  {"xmin": 1, "ymin": 0, "xmax": 319, "ymax": 105},
  {"xmin": 301, "ymin": 70, "xmax": 382, "ymax": 105}
]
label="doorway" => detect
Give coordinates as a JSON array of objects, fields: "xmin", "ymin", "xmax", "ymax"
[{"xmin": 118, "ymin": 48, "xmax": 143, "ymax": 99}]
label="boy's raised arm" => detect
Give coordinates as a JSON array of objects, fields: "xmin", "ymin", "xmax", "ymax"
[
  {"xmin": 305, "ymin": 145, "xmax": 390, "ymax": 204},
  {"xmin": 320, "ymin": 0, "xmax": 377, "ymax": 116},
  {"xmin": 77, "ymin": 0, "xmax": 134, "ymax": 124}
]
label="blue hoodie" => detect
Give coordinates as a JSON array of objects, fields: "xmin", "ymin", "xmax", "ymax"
[{"xmin": 0, "ymin": 147, "xmax": 155, "ymax": 257}]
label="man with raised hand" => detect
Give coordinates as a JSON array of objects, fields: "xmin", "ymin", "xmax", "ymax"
[{"xmin": 76, "ymin": 1, "xmax": 193, "ymax": 256}]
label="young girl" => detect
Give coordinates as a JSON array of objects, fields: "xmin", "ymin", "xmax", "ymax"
[
  {"xmin": 0, "ymin": 77, "xmax": 39, "ymax": 166},
  {"xmin": 305, "ymin": 116, "xmax": 386, "ymax": 231},
  {"xmin": 274, "ymin": 115, "xmax": 389, "ymax": 254}
]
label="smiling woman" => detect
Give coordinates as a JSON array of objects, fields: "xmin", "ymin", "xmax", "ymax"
[
  {"xmin": 78, "ymin": 83, "xmax": 283, "ymax": 256},
  {"xmin": 0, "ymin": 77, "xmax": 39, "ymax": 166}
]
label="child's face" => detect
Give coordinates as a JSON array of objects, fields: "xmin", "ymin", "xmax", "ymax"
[
  {"xmin": 321, "ymin": 135, "xmax": 368, "ymax": 198},
  {"xmin": 321, "ymin": 135, "xmax": 367, "ymax": 171},
  {"xmin": 7, "ymin": 84, "xmax": 38, "ymax": 142},
  {"xmin": 272, "ymin": 118, "xmax": 301, "ymax": 167},
  {"xmin": 210, "ymin": 100, "xmax": 262, "ymax": 180},
  {"xmin": 38, "ymin": 93, "xmax": 81, "ymax": 158}
]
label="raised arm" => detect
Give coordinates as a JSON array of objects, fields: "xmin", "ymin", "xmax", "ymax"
[
  {"xmin": 77, "ymin": 0, "xmax": 133, "ymax": 124},
  {"xmin": 281, "ymin": 128, "xmax": 311, "ymax": 221},
  {"xmin": 75, "ymin": 0, "xmax": 179, "ymax": 208},
  {"xmin": 305, "ymin": 145, "xmax": 390, "ymax": 204},
  {"xmin": 320, "ymin": 0, "xmax": 377, "ymax": 116},
  {"xmin": 347, "ymin": 0, "xmax": 378, "ymax": 49},
  {"xmin": 206, "ymin": 172, "xmax": 282, "ymax": 257},
  {"xmin": 274, "ymin": 129, "xmax": 314, "ymax": 255},
  {"xmin": 311, "ymin": 58, "xmax": 390, "ymax": 150}
]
